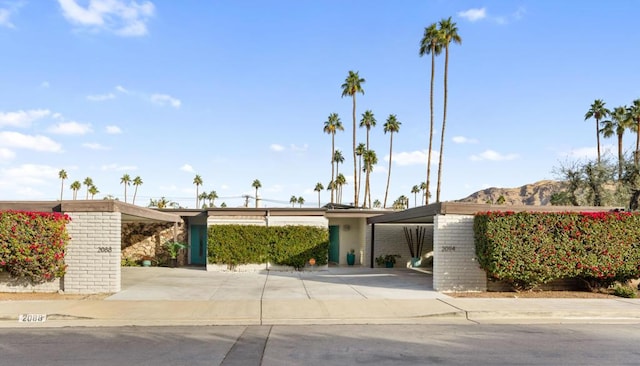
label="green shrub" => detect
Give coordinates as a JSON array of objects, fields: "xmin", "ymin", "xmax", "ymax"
[
  {"xmin": 208, "ymin": 225, "xmax": 329, "ymax": 269},
  {"xmin": 475, "ymin": 211, "xmax": 640, "ymax": 290},
  {"xmin": 0, "ymin": 211, "xmax": 71, "ymax": 283},
  {"xmin": 613, "ymin": 284, "xmax": 637, "ymax": 298}
]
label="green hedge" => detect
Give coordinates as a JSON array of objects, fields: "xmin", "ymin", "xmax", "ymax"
[
  {"xmin": 475, "ymin": 211, "xmax": 640, "ymax": 290},
  {"xmin": 208, "ymin": 225, "xmax": 329, "ymax": 269},
  {"xmin": 0, "ymin": 211, "xmax": 70, "ymax": 283}
]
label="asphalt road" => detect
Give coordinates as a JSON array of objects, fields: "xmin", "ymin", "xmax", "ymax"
[{"xmin": 2, "ymin": 324, "xmax": 639, "ymax": 365}]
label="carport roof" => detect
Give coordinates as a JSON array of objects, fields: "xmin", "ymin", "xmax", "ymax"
[
  {"xmin": 367, "ymin": 202, "xmax": 621, "ymax": 224},
  {"xmin": 0, "ymin": 200, "xmax": 182, "ymax": 223}
]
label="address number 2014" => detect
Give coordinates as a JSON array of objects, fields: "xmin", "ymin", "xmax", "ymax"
[{"xmin": 98, "ymin": 247, "xmax": 112, "ymax": 253}]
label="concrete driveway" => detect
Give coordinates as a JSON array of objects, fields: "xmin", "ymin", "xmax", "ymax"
[{"xmin": 107, "ymin": 266, "xmax": 449, "ymax": 301}]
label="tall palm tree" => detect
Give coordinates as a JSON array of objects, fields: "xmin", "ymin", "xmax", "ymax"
[
  {"xmin": 323, "ymin": 113, "xmax": 344, "ymax": 204},
  {"xmin": 411, "ymin": 185, "xmax": 420, "ymax": 207},
  {"xmin": 373, "ymin": 199, "xmax": 381, "ymax": 208},
  {"xmin": 436, "ymin": 17, "xmax": 462, "ymax": 202},
  {"xmin": 120, "ymin": 174, "xmax": 131, "ymax": 203},
  {"xmin": 363, "ymin": 149, "xmax": 378, "ymax": 208},
  {"xmin": 419, "ymin": 23, "xmax": 443, "ymax": 205},
  {"xmin": 419, "ymin": 181, "xmax": 427, "ymax": 205},
  {"xmin": 341, "ymin": 70, "xmax": 365, "ymax": 207},
  {"xmin": 198, "ymin": 192, "xmax": 209, "ymax": 208},
  {"xmin": 70, "ymin": 180, "xmax": 81, "ymax": 200},
  {"xmin": 193, "ymin": 174, "xmax": 203, "ymax": 208},
  {"xmin": 207, "ymin": 190, "xmax": 218, "ymax": 207},
  {"xmin": 601, "ymin": 106, "xmax": 633, "ymax": 180},
  {"xmin": 628, "ymin": 99, "xmax": 640, "ymax": 167},
  {"xmin": 383, "ymin": 114, "xmax": 401, "ymax": 208},
  {"xmin": 132, "ymin": 176, "xmax": 143, "ymax": 205},
  {"xmin": 88, "ymin": 185, "xmax": 99, "ymax": 199},
  {"xmin": 314, "ymin": 182, "xmax": 324, "ymax": 207},
  {"xmin": 58, "ymin": 169, "xmax": 67, "ymax": 201},
  {"xmin": 290, "ymin": 195, "xmax": 297, "ymax": 207},
  {"xmin": 333, "ymin": 149, "xmax": 344, "ymax": 178},
  {"xmin": 297, "ymin": 196, "xmax": 305, "ymax": 208},
  {"xmin": 359, "ymin": 110, "xmax": 376, "ymax": 205},
  {"xmin": 355, "ymin": 142, "xmax": 366, "ymax": 204},
  {"xmin": 83, "ymin": 177, "xmax": 93, "ymax": 200},
  {"xmin": 584, "ymin": 99, "xmax": 611, "ymax": 164},
  {"xmin": 252, "ymin": 179, "xmax": 262, "ymax": 208},
  {"xmin": 336, "ymin": 173, "xmax": 347, "ymax": 204}
]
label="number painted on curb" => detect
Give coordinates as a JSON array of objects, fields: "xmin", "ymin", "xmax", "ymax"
[
  {"xmin": 19, "ymin": 314, "xmax": 47, "ymax": 323},
  {"xmin": 97, "ymin": 247, "xmax": 112, "ymax": 253},
  {"xmin": 441, "ymin": 246, "xmax": 456, "ymax": 252}
]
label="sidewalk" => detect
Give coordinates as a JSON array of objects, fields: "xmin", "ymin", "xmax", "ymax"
[{"xmin": 1, "ymin": 267, "xmax": 639, "ymax": 328}]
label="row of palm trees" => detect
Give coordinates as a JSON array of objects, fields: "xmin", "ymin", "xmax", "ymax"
[
  {"xmin": 57, "ymin": 169, "xmax": 142, "ymax": 204},
  {"xmin": 585, "ymin": 99, "xmax": 640, "ymax": 178},
  {"xmin": 192, "ymin": 174, "xmax": 262, "ymax": 208}
]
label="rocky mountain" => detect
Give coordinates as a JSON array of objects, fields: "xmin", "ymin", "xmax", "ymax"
[{"xmin": 456, "ymin": 180, "xmax": 565, "ymax": 206}]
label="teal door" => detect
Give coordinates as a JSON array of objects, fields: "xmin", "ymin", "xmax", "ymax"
[
  {"xmin": 190, "ymin": 225, "xmax": 207, "ymax": 265},
  {"xmin": 328, "ymin": 225, "xmax": 340, "ymax": 264}
]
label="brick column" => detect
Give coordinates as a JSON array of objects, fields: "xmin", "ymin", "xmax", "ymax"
[
  {"xmin": 64, "ymin": 212, "xmax": 121, "ymax": 294},
  {"xmin": 433, "ymin": 214, "xmax": 486, "ymax": 291}
]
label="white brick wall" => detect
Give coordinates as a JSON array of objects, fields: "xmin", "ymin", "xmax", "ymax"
[
  {"xmin": 365, "ymin": 224, "xmax": 433, "ymax": 268},
  {"xmin": 64, "ymin": 212, "xmax": 121, "ymax": 294},
  {"xmin": 433, "ymin": 214, "xmax": 486, "ymax": 291}
]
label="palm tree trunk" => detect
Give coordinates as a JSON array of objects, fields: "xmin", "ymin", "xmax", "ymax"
[
  {"xmin": 60, "ymin": 181, "xmax": 64, "ymax": 201},
  {"xmin": 133, "ymin": 187, "xmax": 138, "ymax": 205},
  {"xmin": 436, "ymin": 44, "xmax": 450, "ymax": 202},
  {"xmin": 352, "ymin": 95, "xmax": 358, "ymax": 207},
  {"xmin": 426, "ymin": 48, "xmax": 435, "ymax": 205},
  {"xmin": 357, "ymin": 157, "xmax": 362, "ymax": 205},
  {"xmin": 317, "ymin": 192, "xmax": 321, "ymax": 208},
  {"xmin": 331, "ymin": 135, "xmax": 335, "ymax": 204},
  {"xmin": 636, "ymin": 120, "xmax": 640, "ymax": 167},
  {"xmin": 596, "ymin": 118, "xmax": 601, "ymax": 164},
  {"xmin": 383, "ymin": 133, "xmax": 393, "ymax": 208},
  {"xmin": 618, "ymin": 134, "xmax": 624, "ymax": 180}
]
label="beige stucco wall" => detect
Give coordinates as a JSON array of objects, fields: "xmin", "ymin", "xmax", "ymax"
[{"xmin": 327, "ymin": 217, "xmax": 367, "ymax": 265}]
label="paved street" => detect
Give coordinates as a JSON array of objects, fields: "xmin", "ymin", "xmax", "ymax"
[{"xmin": 2, "ymin": 324, "xmax": 640, "ymax": 365}]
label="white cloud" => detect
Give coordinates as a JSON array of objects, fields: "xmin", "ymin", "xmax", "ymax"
[
  {"xmin": 48, "ymin": 121, "xmax": 92, "ymax": 135},
  {"xmin": 0, "ymin": 8, "xmax": 14, "ymax": 28},
  {"xmin": 0, "ymin": 109, "xmax": 51, "ymax": 128},
  {"xmin": 115, "ymin": 85, "xmax": 129, "ymax": 93},
  {"xmin": 0, "ymin": 148, "xmax": 15, "ymax": 161},
  {"xmin": 40, "ymin": 81, "xmax": 50, "ymax": 88},
  {"xmin": 150, "ymin": 93, "xmax": 181, "ymax": 108},
  {"xmin": 270, "ymin": 144, "xmax": 285, "ymax": 152},
  {"xmin": 82, "ymin": 142, "xmax": 109, "ymax": 150},
  {"xmin": 180, "ymin": 164, "xmax": 195, "ymax": 173},
  {"xmin": 86, "ymin": 92, "xmax": 115, "ymax": 101},
  {"xmin": 388, "ymin": 150, "xmax": 433, "ymax": 166},
  {"xmin": 1, "ymin": 164, "xmax": 59, "ymax": 186},
  {"xmin": 457, "ymin": 8, "xmax": 486, "ymax": 22},
  {"xmin": 57, "ymin": 0, "xmax": 155, "ymax": 37},
  {"xmin": 452, "ymin": 136, "xmax": 478, "ymax": 144},
  {"xmin": 0, "ymin": 131, "xmax": 62, "ymax": 152},
  {"xmin": 101, "ymin": 163, "xmax": 137, "ymax": 171},
  {"xmin": 563, "ymin": 146, "xmax": 603, "ymax": 160},
  {"xmin": 105, "ymin": 125, "xmax": 122, "ymax": 134},
  {"xmin": 470, "ymin": 149, "xmax": 519, "ymax": 161},
  {"xmin": 290, "ymin": 144, "xmax": 308, "ymax": 152}
]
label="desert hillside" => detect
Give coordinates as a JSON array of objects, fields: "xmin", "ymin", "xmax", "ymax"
[{"xmin": 456, "ymin": 180, "xmax": 564, "ymax": 206}]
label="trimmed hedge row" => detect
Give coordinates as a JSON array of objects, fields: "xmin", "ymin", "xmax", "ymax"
[
  {"xmin": 208, "ymin": 225, "xmax": 329, "ymax": 269},
  {"xmin": 0, "ymin": 211, "xmax": 70, "ymax": 283},
  {"xmin": 474, "ymin": 211, "xmax": 640, "ymax": 290}
]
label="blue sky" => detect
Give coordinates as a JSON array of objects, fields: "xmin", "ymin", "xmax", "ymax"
[{"xmin": 1, "ymin": 1, "xmax": 639, "ymax": 208}]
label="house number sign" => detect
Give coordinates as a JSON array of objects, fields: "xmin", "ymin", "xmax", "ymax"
[
  {"xmin": 97, "ymin": 247, "xmax": 112, "ymax": 253},
  {"xmin": 19, "ymin": 314, "xmax": 47, "ymax": 323},
  {"xmin": 441, "ymin": 246, "xmax": 456, "ymax": 252}
]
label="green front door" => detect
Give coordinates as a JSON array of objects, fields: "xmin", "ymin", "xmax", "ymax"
[
  {"xmin": 328, "ymin": 225, "xmax": 340, "ymax": 264},
  {"xmin": 190, "ymin": 225, "xmax": 207, "ymax": 265}
]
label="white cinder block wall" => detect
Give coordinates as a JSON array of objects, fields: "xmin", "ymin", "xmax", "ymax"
[
  {"xmin": 433, "ymin": 214, "xmax": 486, "ymax": 291},
  {"xmin": 64, "ymin": 212, "xmax": 121, "ymax": 294},
  {"xmin": 365, "ymin": 224, "xmax": 433, "ymax": 268}
]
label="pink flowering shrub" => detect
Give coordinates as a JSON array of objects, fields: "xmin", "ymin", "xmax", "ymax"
[
  {"xmin": 474, "ymin": 211, "xmax": 640, "ymax": 290},
  {"xmin": 0, "ymin": 211, "xmax": 71, "ymax": 283}
]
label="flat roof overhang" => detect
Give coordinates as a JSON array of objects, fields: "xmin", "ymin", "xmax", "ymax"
[
  {"xmin": 367, "ymin": 202, "xmax": 622, "ymax": 225},
  {"xmin": 0, "ymin": 200, "xmax": 182, "ymax": 223}
]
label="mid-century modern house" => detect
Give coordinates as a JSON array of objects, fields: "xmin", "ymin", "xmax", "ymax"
[{"xmin": 0, "ymin": 200, "xmax": 615, "ymax": 295}]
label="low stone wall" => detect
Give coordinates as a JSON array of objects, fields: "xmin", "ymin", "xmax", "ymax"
[
  {"xmin": 0, "ymin": 273, "xmax": 61, "ymax": 293},
  {"xmin": 122, "ymin": 222, "xmax": 187, "ymax": 266}
]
